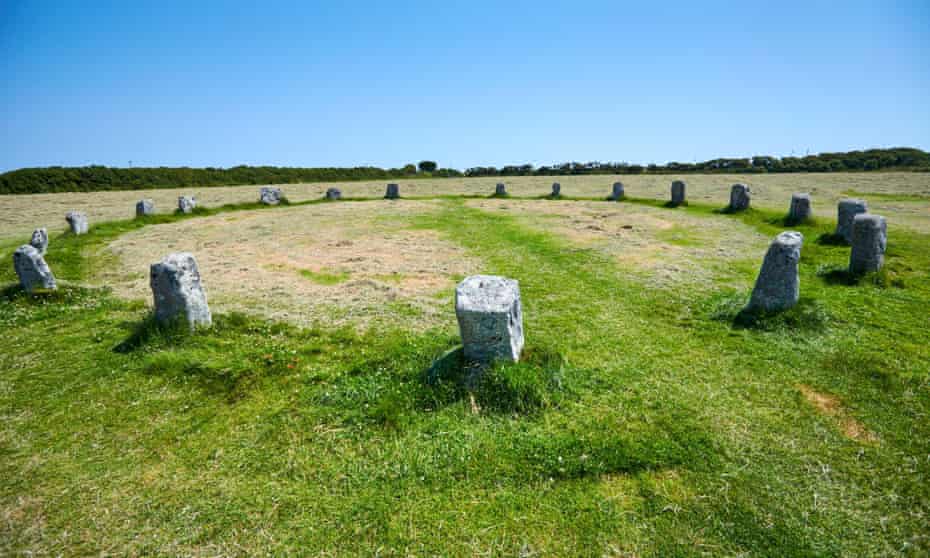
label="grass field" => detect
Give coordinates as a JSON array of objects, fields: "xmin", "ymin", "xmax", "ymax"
[{"xmin": 1, "ymin": 174, "xmax": 929, "ymax": 556}]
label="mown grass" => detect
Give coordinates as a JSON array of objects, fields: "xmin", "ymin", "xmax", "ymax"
[{"xmin": 1, "ymin": 194, "xmax": 928, "ymax": 556}]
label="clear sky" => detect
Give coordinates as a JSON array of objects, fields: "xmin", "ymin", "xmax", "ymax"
[{"xmin": 2, "ymin": 0, "xmax": 929, "ymax": 172}]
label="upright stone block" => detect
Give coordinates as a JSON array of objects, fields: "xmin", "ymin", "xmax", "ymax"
[
  {"xmin": 728, "ymin": 184, "xmax": 751, "ymax": 211},
  {"xmin": 609, "ymin": 182, "xmax": 625, "ymax": 200},
  {"xmin": 178, "ymin": 196, "xmax": 197, "ymax": 214},
  {"xmin": 747, "ymin": 231, "xmax": 803, "ymax": 312},
  {"xmin": 150, "ymin": 253, "xmax": 212, "ymax": 329},
  {"xmin": 136, "ymin": 199, "xmax": 155, "ymax": 217},
  {"xmin": 66, "ymin": 211, "xmax": 88, "ymax": 234},
  {"xmin": 550, "ymin": 182, "xmax": 561, "ymax": 197},
  {"xmin": 13, "ymin": 245, "xmax": 56, "ymax": 293},
  {"xmin": 260, "ymin": 187, "xmax": 282, "ymax": 205},
  {"xmin": 671, "ymin": 180, "xmax": 686, "ymax": 206},
  {"xmin": 455, "ymin": 275, "xmax": 524, "ymax": 364},
  {"xmin": 849, "ymin": 214, "xmax": 887, "ymax": 273},
  {"xmin": 30, "ymin": 228, "xmax": 48, "ymax": 255},
  {"xmin": 788, "ymin": 193, "xmax": 812, "ymax": 223},
  {"xmin": 325, "ymin": 187, "xmax": 342, "ymax": 200},
  {"xmin": 385, "ymin": 183, "xmax": 400, "ymax": 199},
  {"xmin": 836, "ymin": 198, "xmax": 868, "ymax": 243},
  {"xmin": 495, "ymin": 183, "xmax": 507, "ymax": 196}
]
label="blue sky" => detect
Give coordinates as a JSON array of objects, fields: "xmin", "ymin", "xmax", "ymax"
[{"xmin": 2, "ymin": 0, "xmax": 928, "ymax": 172}]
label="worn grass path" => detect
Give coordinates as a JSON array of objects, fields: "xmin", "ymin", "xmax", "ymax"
[{"xmin": 1, "ymin": 196, "xmax": 928, "ymax": 556}]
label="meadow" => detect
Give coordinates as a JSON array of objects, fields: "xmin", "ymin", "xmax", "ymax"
[{"xmin": 1, "ymin": 173, "xmax": 929, "ymax": 556}]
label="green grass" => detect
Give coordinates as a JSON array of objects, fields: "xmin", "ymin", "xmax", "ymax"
[
  {"xmin": 1, "ymin": 194, "xmax": 928, "ymax": 556},
  {"xmin": 298, "ymin": 268, "xmax": 351, "ymax": 285}
]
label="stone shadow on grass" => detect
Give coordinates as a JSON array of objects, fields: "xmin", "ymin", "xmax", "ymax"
[{"xmin": 709, "ymin": 294, "xmax": 829, "ymax": 333}]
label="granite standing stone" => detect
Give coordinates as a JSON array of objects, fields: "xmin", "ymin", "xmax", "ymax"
[
  {"xmin": 788, "ymin": 193, "xmax": 812, "ymax": 223},
  {"xmin": 325, "ymin": 187, "xmax": 342, "ymax": 200},
  {"xmin": 260, "ymin": 187, "xmax": 282, "ymax": 205},
  {"xmin": 849, "ymin": 214, "xmax": 887, "ymax": 273},
  {"xmin": 385, "ymin": 183, "xmax": 400, "ymax": 199},
  {"xmin": 671, "ymin": 180, "xmax": 686, "ymax": 206},
  {"xmin": 136, "ymin": 199, "xmax": 155, "ymax": 217},
  {"xmin": 178, "ymin": 196, "xmax": 197, "ymax": 214},
  {"xmin": 609, "ymin": 182, "xmax": 625, "ymax": 200},
  {"xmin": 494, "ymin": 183, "xmax": 507, "ymax": 196},
  {"xmin": 836, "ymin": 198, "xmax": 868, "ymax": 243},
  {"xmin": 455, "ymin": 275, "xmax": 524, "ymax": 364},
  {"xmin": 150, "ymin": 252, "xmax": 212, "ymax": 329},
  {"xmin": 30, "ymin": 228, "xmax": 48, "ymax": 255},
  {"xmin": 747, "ymin": 231, "xmax": 803, "ymax": 312},
  {"xmin": 551, "ymin": 182, "xmax": 561, "ymax": 197},
  {"xmin": 728, "ymin": 184, "xmax": 751, "ymax": 211},
  {"xmin": 65, "ymin": 211, "xmax": 88, "ymax": 234},
  {"xmin": 13, "ymin": 244, "xmax": 56, "ymax": 293}
]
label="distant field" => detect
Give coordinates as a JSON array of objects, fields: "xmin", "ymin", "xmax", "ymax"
[{"xmin": 2, "ymin": 172, "xmax": 928, "ymax": 243}]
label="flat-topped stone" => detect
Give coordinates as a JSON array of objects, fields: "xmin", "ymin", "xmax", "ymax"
[
  {"xmin": 788, "ymin": 193, "xmax": 812, "ymax": 223},
  {"xmin": 671, "ymin": 180, "xmax": 686, "ymax": 206},
  {"xmin": 849, "ymin": 214, "xmax": 887, "ymax": 273},
  {"xmin": 609, "ymin": 182, "xmax": 625, "ymax": 200},
  {"xmin": 66, "ymin": 211, "xmax": 88, "ymax": 234},
  {"xmin": 550, "ymin": 183, "xmax": 561, "ymax": 197},
  {"xmin": 178, "ymin": 196, "xmax": 197, "ymax": 214},
  {"xmin": 836, "ymin": 198, "xmax": 868, "ymax": 243},
  {"xmin": 136, "ymin": 199, "xmax": 155, "ymax": 217},
  {"xmin": 30, "ymin": 228, "xmax": 48, "ymax": 255},
  {"xmin": 747, "ymin": 231, "xmax": 803, "ymax": 312},
  {"xmin": 260, "ymin": 187, "xmax": 282, "ymax": 205},
  {"xmin": 495, "ymin": 183, "xmax": 507, "ymax": 196},
  {"xmin": 728, "ymin": 184, "xmax": 751, "ymax": 211},
  {"xmin": 150, "ymin": 252, "xmax": 212, "ymax": 329},
  {"xmin": 325, "ymin": 187, "xmax": 342, "ymax": 200},
  {"xmin": 455, "ymin": 275, "xmax": 524, "ymax": 364},
  {"xmin": 385, "ymin": 183, "xmax": 400, "ymax": 199},
  {"xmin": 13, "ymin": 244, "xmax": 56, "ymax": 293}
]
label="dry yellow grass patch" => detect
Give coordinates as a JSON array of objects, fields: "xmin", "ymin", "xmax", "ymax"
[
  {"xmin": 467, "ymin": 199, "xmax": 769, "ymax": 289},
  {"xmin": 100, "ymin": 201, "xmax": 481, "ymax": 330},
  {"xmin": 798, "ymin": 384, "xmax": 879, "ymax": 443}
]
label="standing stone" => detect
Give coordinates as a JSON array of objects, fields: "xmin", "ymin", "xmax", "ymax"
[
  {"xmin": 325, "ymin": 187, "xmax": 342, "ymax": 200},
  {"xmin": 836, "ymin": 198, "xmax": 868, "ymax": 243},
  {"xmin": 13, "ymin": 245, "xmax": 56, "ymax": 293},
  {"xmin": 551, "ymin": 183, "xmax": 561, "ymax": 197},
  {"xmin": 788, "ymin": 193, "xmax": 812, "ymax": 223},
  {"xmin": 65, "ymin": 211, "xmax": 88, "ymax": 234},
  {"xmin": 385, "ymin": 183, "xmax": 400, "ymax": 199},
  {"xmin": 728, "ymin": 184, "xmax": 751, "ymax": 211},
  {"xmin": 136, "ymin": 199, "xmax": 155, "ymax": 217},
  {"xmin": 178, "ymin": 196, "xmax": 197, "ymax": 214},
  {"xmin": 455, "ymin": 275, "xmax": 524, "ymax": 364},
  {"xmin": 609, "ymin": 182, "xmax": 625, "ymax": 200},
  {"xmin": 670, "ymin": 180, "xmax": 686, "ymax": 206},
  {"xmin": 150, "ymin": 252, "xmax": 212, "ymax": 329},
  {"xmin": 849, "ymin": 214, "xmax": 887, "ymax": 273},
  {"xmin": 260, "ymin": 187, "xmax": 282, "ymax": 205},
  {"xmin": 747, "ymin": 231, "xmax": 803, "ymax": 312},
  {"xmin": 495, "ymin": 183, "xmax": 507, "ymax": 196},
  {"xmin": 30, "ymin": 228, "xmax": 48, "ymax": 255}
]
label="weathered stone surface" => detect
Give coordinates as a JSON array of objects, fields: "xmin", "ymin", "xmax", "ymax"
[
  {"xmin": 788, "ymin": 193, "xmax": 812, "ymax": 223},
  {"xmin": 849, "ymin": 214, "xmax": 887, "ymax": 273},
  {"xmin": 455, "ymin": 275, "xmax": 524, "ymax": 364},
  {"xmin": 178, "ymin": 196, "xmax": 197, "ymax": 214},
  {"xmin": 150, "ymin": 252, "xmax": 212, "ymax": 329},
  {"xmin": 836, "ymin": 198, "xmax": 868, "ymax": 243},
  {"xmin": 136, "ymin": 199, "xmax": 155, "ymax": 217},
  {"xmin": 13, "ymin": 244, "xmax": 56, "ymax": 293},
  {"xmin": 551, "ymin": 182, "xmax": 561, "ymax": 197},
  {"xmin": 495, "ymin": 183, "xmax": 507, "ymax": 196},
  {"xmin": 609, "ymin": 182, "xmax": 625, "ymax": 200},
  {"xmin": 747, "ymin": 231, "xmax": 803, "ymax": 312},
  {"xmin": 671, "ymin": 180, "xmax": 686, "ymax": 205},
  {"xmin": 30, "ymin": 228, "xmax": 48, "ymax": 255},
  {"xmin": 385, "ymin": 183, "xmax": 400, "ymax": 199},
  {"xmin": 260, "ymin": 187, "xmax": 282, "ymax": 205},
  {"xmin": 65, "ymin": 211, "xmax": 88, "ymax": 234},
  {"xmin": 728, "ymin": 184, "xmax": 751, "ymax": 211},
  {"xmin": 325, "ymin": 187, "xmax": 342, "ymax": 200}
]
